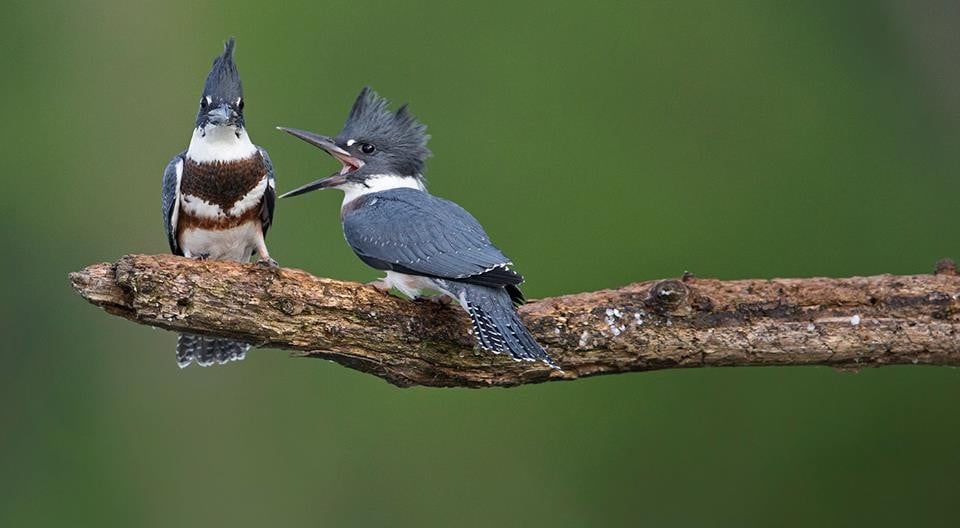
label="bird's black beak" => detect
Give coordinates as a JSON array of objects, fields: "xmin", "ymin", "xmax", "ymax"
[
  {"xmin": 279, "ymin": 174, "xmax": 346, "ymax": 198},
  {"xmin": 207, "ymin": 103, "xmax": 238, "ymax": 126},
  {"xmin": 277, "ymin": 127, "xmax": 364, "ymax": 198}
]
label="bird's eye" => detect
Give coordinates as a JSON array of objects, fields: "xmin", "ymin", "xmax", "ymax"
[
  {"xmin": 359, "ymin": 143, "xmax": 376, "ymax": 154},
  {"xmin": 237, "ymin": 98, "xmax": 244, "ymax": 110},
  {"xmin": 200, "ymin": 97, "xmax": 209, "ymax": 109}
]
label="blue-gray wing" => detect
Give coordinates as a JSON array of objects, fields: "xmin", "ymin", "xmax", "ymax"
[
  {"xmin": 257, "ymin": 146, "xmax": 276, "ymax": 236},
  {"xmin": 342, "ymin": 188, "xmax": 523, "ymax": 287},
  {"xmin": 161, "ymin": 153, "xmax": 184, "ymax": 255}
]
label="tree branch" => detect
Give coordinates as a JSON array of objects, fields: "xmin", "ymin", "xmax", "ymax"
[{"xmin": 69, "ymin": 255, "xmax": 959, "ymax": 388}]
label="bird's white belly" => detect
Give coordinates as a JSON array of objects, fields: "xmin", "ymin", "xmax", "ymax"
[
  {"xmin": 180, "ymin": 221, "xmax": 260, "ymax": 261},
  {"xmin": 383, "ymin": 271, "xmax": 448, "ymax": 299}
]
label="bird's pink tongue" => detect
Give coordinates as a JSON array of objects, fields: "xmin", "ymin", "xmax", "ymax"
[{"xmin": 333, "ymin": 152, "xmax": 363, "ymax": 175}]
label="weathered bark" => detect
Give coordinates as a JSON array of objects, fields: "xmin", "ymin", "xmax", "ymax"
[{"xmin": 69, "ymin": 254, "xmax": 960, "ymax": 388}]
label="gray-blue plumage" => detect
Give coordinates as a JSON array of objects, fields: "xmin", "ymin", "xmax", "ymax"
[
  {"xmin": 341, "ymin": 188, "xmax": 554, "ymax": 365},
  {"xmin": 278, "ymin": 86, "xmax": 556, "ymax": 368},
  {"xmin": 433, "ymin": 279, "xmax": 545, "ymax": 362},
  {"xmin": 256, "ymin": 146, "xmax": 277, "ymax": 235},
  {"xmin": 343, "ymin": 188, "xmax": 522, "ymax": 290},
  {"xmin": 161, "ymin": 152, "xmax": 184, "ymax": 255}
]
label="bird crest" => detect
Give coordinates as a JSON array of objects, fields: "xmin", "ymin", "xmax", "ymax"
[
  {"xmin": 202, "ymin": 37, "xmax": 243, "ymax": 102},
  {"xmin": 338, "ymin": 87, "xmax": 431, "ymax": 168}
]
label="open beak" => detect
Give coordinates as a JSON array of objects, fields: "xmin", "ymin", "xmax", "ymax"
[{"xmin": 277, "ymin": 127, "xmax": 364, "ymax": 198}]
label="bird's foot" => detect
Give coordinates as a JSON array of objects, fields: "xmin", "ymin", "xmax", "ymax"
[
  {"xmin": 191, "ymin": 253, "xmax": 210, "ymax": 261},
  {"xmin": 424, "ymin": 294, "xmax": 452, "ymax": 306},
  {"xmin": 256, "ymin": 257, "xmax": 280, "ymax": 272}
]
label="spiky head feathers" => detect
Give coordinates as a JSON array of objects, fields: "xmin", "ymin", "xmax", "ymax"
[
  {"xmin": 201, "ymin": 38, "xmax": 242, "ymax": 105},
  {"xmin": 336, "ymin": 87, "xmax": 431, "ymax": 176},
  {"xmin": 195, "ymin": 38, "xmax": 246, "ymax": 129}
]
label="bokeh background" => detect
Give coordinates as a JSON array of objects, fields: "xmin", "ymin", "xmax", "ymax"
[{"xmin": 2, "ymin": 1, "xmax": 958, "ymax": 526}]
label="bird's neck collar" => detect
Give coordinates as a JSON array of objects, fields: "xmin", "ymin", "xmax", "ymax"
[
  {"xmin": 340, "ymin": 173, "xmax": 426, "ymax": 208},
  {"xmin": 186, "ymin": 125, "xmax": 256, "ymax": 164}
]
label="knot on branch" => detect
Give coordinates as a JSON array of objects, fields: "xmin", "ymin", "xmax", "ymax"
[
  {"xmin": 935, "ymin": 258, "xmax": 957, "ymax": 276},
  {"xmin": 649, "ymin": 279, "xmax": 689, "ymax": 310}
]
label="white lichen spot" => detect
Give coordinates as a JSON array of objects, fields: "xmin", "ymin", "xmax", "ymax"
[
  {"xmin": 605, "ymin": 308, "xmax": 626, "ymax": 336},
  {"xmin": 555, "ymin": 327, "xmax": 561, "ymax": 335},
  {"xmin": 579, "ymin": 330, "xmax": 590, "ymax": 348},
  {"xmin": 850, "ymin": 314, "xmax": 861, "ymax": 326},
  {"xmin": 912, "ymin": 358, "xmax": 919, "ymax": 364},
  {"xmin": 634, "ymin": 312, "xmax": 644, "ymax": 325},
  {"xmin": 807, "ymin": 323, "xmax": 815, "ymax": 331}
]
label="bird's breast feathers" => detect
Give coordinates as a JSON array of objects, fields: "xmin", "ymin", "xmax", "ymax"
[{"xmin": 178, "ymin": 155, "xmax": 269, "ymax": 222}]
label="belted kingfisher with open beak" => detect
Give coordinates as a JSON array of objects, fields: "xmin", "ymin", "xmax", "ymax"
[
  {"xmin": 278, "ymin": 87, "xmax": 556, "ymax": 368},
  {"xmin": 160, "ymin": 38, "xmax": 277, "ymax": 367}
]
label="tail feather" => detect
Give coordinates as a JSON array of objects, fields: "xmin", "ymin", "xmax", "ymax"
[
  {"xmin": 438, "ymin": 280, "xmax": 558, "ymax": 368},
  {"xmin": 176, "ymin": 334, "xmax": 249, "ymax": 368}
]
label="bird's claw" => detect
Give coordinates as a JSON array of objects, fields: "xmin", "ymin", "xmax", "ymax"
[
  {"xmin": 425, "ymin": 294, "xmax": 452, "ymax": 306},
  {"xmin": 256, "ymin": 257, "xmax": 280, "ymax": 270},
  {"xmin": 191, "ymin": 253, "xmax": 210, "ymax": 261}
]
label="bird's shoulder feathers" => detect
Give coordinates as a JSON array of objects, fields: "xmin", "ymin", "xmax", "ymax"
[{"xmin": 342, "ymin": 188, "xmax": 523, "ymax": 288}]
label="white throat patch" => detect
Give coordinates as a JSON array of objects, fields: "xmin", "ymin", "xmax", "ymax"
[
  {"xmin": 186, "ymin": 125, "xmax": 257, "ymax": 163},
  {"xmin": 339, "ymin": 174, "xmax": 426, "ymax": 208}
]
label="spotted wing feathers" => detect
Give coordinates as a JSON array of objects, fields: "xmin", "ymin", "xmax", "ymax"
[{"xmin": 435, "ymin": 279, "xmax": 556, "ymax": 367}]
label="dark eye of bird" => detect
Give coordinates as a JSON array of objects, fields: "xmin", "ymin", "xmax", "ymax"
[
  {"xmin": 200, "ymin": 97, "xmax": 208, "ymax": 109},
  {"xmin": 360, "ymin": 143, "xmax": 376, "ymax": 154},
  {"xmin": 237, "ymin": 98, "xmax": 244, "ymax": 111}
]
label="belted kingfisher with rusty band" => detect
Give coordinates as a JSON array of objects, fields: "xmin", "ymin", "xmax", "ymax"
[
  {"xmin": 277, "ymin": 87, "xmax": 557, "ymax": 368},
  {"xmin": 161, "ymin": 38, "xmax": 277, "ymax": 367}
]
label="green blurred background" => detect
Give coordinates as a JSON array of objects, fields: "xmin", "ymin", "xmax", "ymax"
[{"xmin": 2, "ymin": 1, "xmax": 958, "ymax": 526}]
